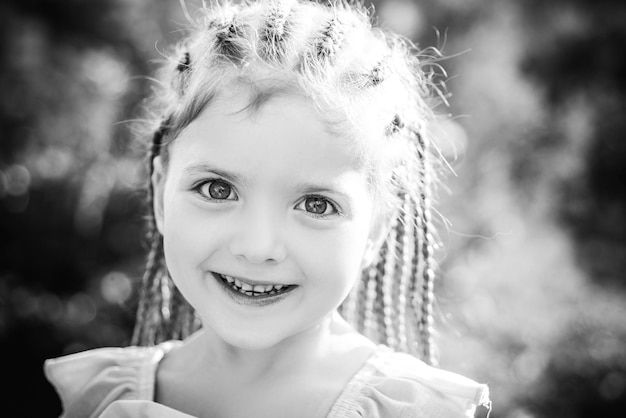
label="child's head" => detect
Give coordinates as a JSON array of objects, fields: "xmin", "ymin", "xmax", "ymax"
[{"xmin": 133, "ymin": 0, "xmax": 444, "ymax": 365}]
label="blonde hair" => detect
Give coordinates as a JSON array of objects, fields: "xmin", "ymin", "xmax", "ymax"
[{"xmin": 132, "ymin": 0, "xmax": 446, "ymax": 366}]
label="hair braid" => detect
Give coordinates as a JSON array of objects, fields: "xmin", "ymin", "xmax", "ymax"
[
  {"xmin": 392, "ymin": 207, "xmax": 411, "ymax": 351},
  {"xmin": 378, "ymin": 117, "xmax": 438, "ymax": 363},
  {"xmin": 381, "ymin": 214, "xmax": 398, "ymax": 348},
  {"xmin": 214, "ymin": 18, "xmax": 246, "ymax": 65},
  {"xmin": 132, "ymin": 117, "xmax": 171, "ymax": 346},
  {"xmin": 168, "ymin": 285, "xmax": 197, "ymax": 340},
  {"xmin": 131, "ymin": 238, "xmax": 162, "ymax": 345},
  {"xmin": 145, "ymin": 256, "xmax": 165, "ymax": 345},
  {"xmin": 156, "ymin": 270, "xmax": 173, "ymax": 342},
  {"xmin": 315, "ymin": 15, "xmax": 344, "ymax": 63},
  {"xmin": 398, "ymin": 194, "xmax": 416, "ymax": 354},
  {"xmin": 177, "ymin": 51, "xmax": 191, "ymax": 72},
  {"xmin": 365, "ymin": 256, "xmax": 380, "ymax": 342},
  {"xmin": 166, "ymin": 283, "xmax": 181, "ymax": 340},
  {"xmin": 369, "ymin": 61, "xmax": 387, "ymax": 87},
  {"xmin": 261, "ymin": 0, "xmax": 293, "ymax": 61},
  {"xmin": 385, "ymin": 114, "xmax": 405, "ymax": 137},
  {"xmin": 174, "ymin": 52, "xmax": 192, "ymax": 97},
  {"xmin": 408, "ymin": 190, "xmax": 424, "ymax": 354},
  {"xmin": 415, "ymin": 129, "xmax": 437, "ymax": 365}
]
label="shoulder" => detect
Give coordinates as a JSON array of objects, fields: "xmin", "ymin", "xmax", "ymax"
[
  {"xmin": 328, "ymin": 347, "xmax": 491, "ymax": 418},
  {"xmin": 44, "ymin": 341, "xmax": 181, "ymax": 418}
]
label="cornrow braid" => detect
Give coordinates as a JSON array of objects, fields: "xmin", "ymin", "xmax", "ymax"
[
  {"xmin": 385, "ymin": 114, "xmax": 405, "ymax": 137},
  {"xmin": 149, "ymin": 117, "xmax": 171, "ymax": 163},
  {"xmin": 315, "ymin": 15, "xmax": 344, "ymax": 63},
  {"xmin": 177, "ymin": 51, "xmax": 191, "ymax": 73},
  {"xmin": 174, "ymin": 52, "xmax": 192, "ymax": 97},
  {"xmin": 369, "ymin": 61, "xmax": 388, "ymax": 86},
  {"xmin": 214, "ymin": 18, "xmax": 246, "ymax": 65},
  {"xmin": 261, "ymin": 0, "xmax": 293, "ymax": 61},
  {"xmin": 345, "ymin": 58, "xmax": 391, "ymax": 91}
]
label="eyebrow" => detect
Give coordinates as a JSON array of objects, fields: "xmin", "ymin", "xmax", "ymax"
[
  {"xmin": 182, "ymin": 163, "xmax": 246, "ymax": 185},
  {"xmin": 294, "ymin": 182, "xmax": 353, "ymax": 204}
]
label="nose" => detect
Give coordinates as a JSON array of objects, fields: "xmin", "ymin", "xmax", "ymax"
[{"xmin": 228, "ymin": 205, "xmax": 287, "ymax": 264}]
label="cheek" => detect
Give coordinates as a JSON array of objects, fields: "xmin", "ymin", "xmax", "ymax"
[
  {"xmin": 161, "ymin": 197, "xmax": 222, "ymax": 275},
  {"xmin": 294, "ymin": 222, "xmax": 371, "ymax": 288}
]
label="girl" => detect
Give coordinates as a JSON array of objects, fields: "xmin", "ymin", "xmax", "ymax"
[{"xmin": 45, "ymin": 1, "xmax": 491, "ymax": 417}]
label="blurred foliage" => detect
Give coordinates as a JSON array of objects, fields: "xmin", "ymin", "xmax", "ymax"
[{"xmin": 1, "ymin": 0, "xmax": 625, "ymax": 417}]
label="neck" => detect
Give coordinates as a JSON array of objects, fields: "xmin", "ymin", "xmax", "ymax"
[{"xmin": 189, "ymin": 313, "xmax": 340, "ymax": 383}]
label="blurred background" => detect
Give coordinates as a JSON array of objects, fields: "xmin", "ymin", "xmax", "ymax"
[{"xmin": 1, "ymin": 0, "xmax": 625, "ymax": 416}]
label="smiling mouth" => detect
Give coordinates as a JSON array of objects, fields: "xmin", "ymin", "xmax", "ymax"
[{"xmin": 213, "ymin": 272, "xmax": 297, "ymax": 298}]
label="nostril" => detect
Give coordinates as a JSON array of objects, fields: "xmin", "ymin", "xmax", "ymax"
[{"xmin": 229, "ymin": 236, "xmax": 287, "ymax": 264}]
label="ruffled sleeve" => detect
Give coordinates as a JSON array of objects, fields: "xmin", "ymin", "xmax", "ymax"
[
  {"xmin": 328, "ymin": 348, "xmax": 491, "ymax": 418},
  {"xmin": 99, "ymin": 400, "xmax": 196, "ymax": 418},
  {"xmin": 44, "ymin": 342, "xmax": 181, "ymax": 418}
]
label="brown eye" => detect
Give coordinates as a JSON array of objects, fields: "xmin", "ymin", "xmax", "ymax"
[
  {"xmin": 305, "ymin": 197, "xmax": 328, "ymax": 214},
  {"xmin": 198, "ymin": 179, "xmax": 236, "ymax": 201},
  {"xmin": 296, "ymin": 196, "xmax": 339, "ymax": 217}
]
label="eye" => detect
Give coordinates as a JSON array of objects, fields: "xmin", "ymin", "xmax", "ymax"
[
  {"xmin": 195, "ymin": 179, "xmax": 237, "ymax": 201},
  {"xmin": 295, "ymin": 196, "xmax": 340, "ymax": 217}
]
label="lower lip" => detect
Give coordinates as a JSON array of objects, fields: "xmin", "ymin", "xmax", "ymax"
[{"xmin": 212, "ymin": 273, "xmax": 297, "ymax": 307}]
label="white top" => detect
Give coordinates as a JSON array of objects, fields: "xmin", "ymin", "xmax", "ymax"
[{"xmin": 44, "ymin": 342, "xmax": 491, "ymax": 418}]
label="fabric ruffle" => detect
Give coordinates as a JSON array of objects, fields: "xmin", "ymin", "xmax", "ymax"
[
  {"xmin": 100, "ymin": 400, "xmax": 195, "ymax": 418},
  {"xmin": 328, "ymin": 347, "xmax": 490, "ymax": 418},
  {"xmin": 45, "ymin": 342, "xmax": 489, "ymax": 418},
  {"xmin": 44, "ymin": 342, "xmax": 180, "ymax": 418}
]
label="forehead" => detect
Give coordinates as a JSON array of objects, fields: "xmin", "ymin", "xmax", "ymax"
[{"xmin": 168, "ymin": 91, "xmax": 368, "ymax": 184}]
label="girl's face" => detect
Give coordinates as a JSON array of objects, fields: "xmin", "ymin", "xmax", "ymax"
[{"xmin": 153, "ymin": 92, "xmax": 377, "ymax": 351}]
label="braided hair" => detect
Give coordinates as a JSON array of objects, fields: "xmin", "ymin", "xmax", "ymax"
[{"xmin": 132, "ymin": 0, "xmax": 446, "ymax": 366}]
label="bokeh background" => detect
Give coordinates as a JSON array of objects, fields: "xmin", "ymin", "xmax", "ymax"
[{"xmin": 1, "ymin": 0, "xmax": 625, "ymax": 416}]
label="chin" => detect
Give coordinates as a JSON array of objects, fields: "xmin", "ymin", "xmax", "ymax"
[{"xmin": 218, "ymin": 328, "xmax": 290, "ymax": 351}]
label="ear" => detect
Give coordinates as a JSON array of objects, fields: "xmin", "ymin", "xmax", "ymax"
[{"xmin": 152, "ymin": 156, "xmax": 166, "ymax": 234}]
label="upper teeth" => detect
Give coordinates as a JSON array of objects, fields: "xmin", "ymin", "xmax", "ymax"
[{"xmin": 223, "ymin": 274, "xmax": 285, "ymax": 293}]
